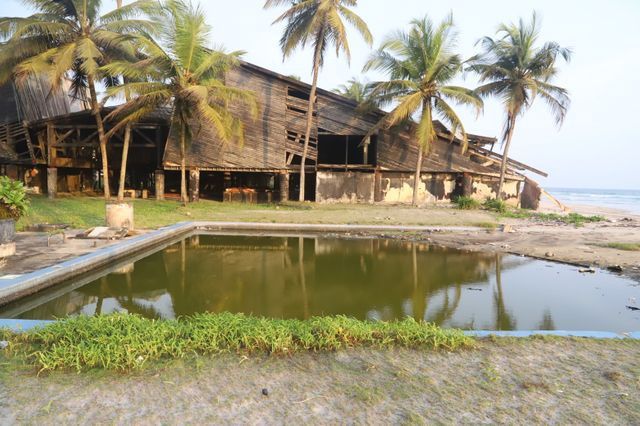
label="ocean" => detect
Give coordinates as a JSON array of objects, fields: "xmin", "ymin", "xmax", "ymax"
[{"xmin": 547, "ymin": 188, "xmax": 640, "ymax": 214}]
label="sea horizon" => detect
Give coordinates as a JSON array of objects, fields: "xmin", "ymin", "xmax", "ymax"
[{"xmin": 547, "ymin": 187, "xmax": 640, "ymax": 214}]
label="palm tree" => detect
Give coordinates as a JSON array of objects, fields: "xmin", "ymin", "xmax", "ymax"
[
  {"xmin": 333, "ymin": 77, "xmax": 370, "ymax": 103},
  {"xmin": 364, "ymin": 15, "xmax": 483, "ymax": 206},
  {"xmin": 264, "ymin": 0, "xmax": 372, "ymax": 201},
  {"xmin": 471, "ymin": 13, "xmax": 571, "ymax": 200},
  {"xmin": 103, "ymin": 0, "xmax": 258, "ymax": 205},
  {"xmin": 0, "ymin": 0, "xmax": 157, "ymax": 200}
]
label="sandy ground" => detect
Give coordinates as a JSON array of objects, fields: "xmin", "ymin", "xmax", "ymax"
[
  {"xmin": 425, "ymin": 219, "xmax": 640, "ymax": 281},
  {"xmin": 1, "ymin": 339, "xmax": 639, "ymax": 424}
]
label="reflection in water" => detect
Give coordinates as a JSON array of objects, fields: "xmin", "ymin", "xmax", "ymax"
[{"xmin": 2, "ymin": 234, "xmax": 640, "ymax": 332}]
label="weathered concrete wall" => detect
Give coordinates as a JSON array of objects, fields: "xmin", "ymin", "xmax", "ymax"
[
  {"xmin": 470, "ymin": 176, "xmax": 521, "ymax": 206},
  {"xmin": 316, "ymin": 171, "xmax": 522, "ymax": 205},
  {"xmin": 316, "ymin": 171, "xmax": 374, "ymax": 203},
  {"xmin": 379, "ymin": 172, "xmax": 457, "ymax": 205}
]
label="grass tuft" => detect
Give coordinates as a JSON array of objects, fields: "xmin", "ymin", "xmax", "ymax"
[
  {"xmin": 602, "ymin": 242, "xmax": 640, "ymax": 251},
  {"xmin": 1, "ymin": 313, "xmax": 472, "ymax": 372},
  {"xmin": 452, "ymin": 196, "xmax": 480, "ymax": 210},
  {"xmin": 483, "ymin": 198, "xmax": 507, "ymax": 214}
]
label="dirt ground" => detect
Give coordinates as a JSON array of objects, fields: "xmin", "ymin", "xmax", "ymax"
[
  {"xmin": 424, "ymin": 215, "xmax": 640, "ymax": 282},
  {"xmin": 1, "ymin": 338, "xmax": 639, "ymax": 424}
]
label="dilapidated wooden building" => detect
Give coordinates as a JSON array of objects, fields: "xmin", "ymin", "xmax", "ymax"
[{"xmin": 0, "ymin": 62, "xmax": 546, "ymax": 205}]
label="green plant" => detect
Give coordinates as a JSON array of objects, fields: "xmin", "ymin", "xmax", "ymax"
[
  {"xmin": 535, "ymin": 213, "xmax": 604, "ymax": 227},
  {"xmin": 453, "ymin": 196, "xmax": 480, "ymax": 210},
  {"xmin": 471, "ymin": 13, "xmax": 571, "ymax": 200},
  {"xmin": 364, "ymin": 15, "xmax": 483, "ymax": 206},
  {"xmin": 104, "ymin": 0, "xmax": 258, "ymax": 205},
  {"xmin": 0, "ymin": 0, "xmax": 158, "ymax": 200},
  {"xmin": 1, "ymin": 313, "xmax": 472, "ymax": 372},
  {"xmin": 0, "ymin": 176, "xmax": 29, "ymax": 220},
  {"xmin": 265, "ymin": 0, "xmax": 373, "ymax": 201},
  {"xmin": 483, "ymin": 198, "xmax": 507, "ymax": 214}
]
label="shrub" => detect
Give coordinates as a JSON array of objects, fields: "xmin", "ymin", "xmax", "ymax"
[
  {"xmin": 483, "ymin": 198, "xmax": 507, "ymax": 214},
  {"xmin": 452, "ymin": 196, "xmax": 480, "ymax": 210},
  {"xmin": 0, "ymin": 176, "xmax": 29, "ymax": 220}
]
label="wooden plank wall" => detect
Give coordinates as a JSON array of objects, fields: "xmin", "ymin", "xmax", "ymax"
[{"xmin": 161, "ymin": 63, "xmax": 516, "ymax": 177}]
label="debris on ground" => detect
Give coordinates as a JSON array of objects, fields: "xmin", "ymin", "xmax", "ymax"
[
  {"xmin": 545, "ymin": 252, "xmax": 555, "ymax": 257},
  {"xmin": 25, "ymin": 223, "xmax": 70, "ymax": 233},
  {"xmin": 626, "ymin": 306, "xmax": 640, "ymax": 311},
  {"xmin": 467, "ymin": 288, "xmax": 483, "ymax": 291},
  {"xmin": 0, "ymin": 340, "xmax": 8, "ymax": 350},
  {"xmin": 607, "ymin": 265, "xmax": 623, "ymax": 273},
  {"xmin": 579, "ymin": 267, "xmax": 596, "ymax": 274},
  {"xmin": 75, "ymin": 227, "xmax": 129, "ymax": 240}
]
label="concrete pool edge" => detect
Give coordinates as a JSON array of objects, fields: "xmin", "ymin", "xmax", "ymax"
[
  {"xmin": 1, "ymin": 318, "xmax": 639, "ymax": 339},
  {"xmin": 0, "ymin": 222, "xmax": 195, "ymax": 306}
]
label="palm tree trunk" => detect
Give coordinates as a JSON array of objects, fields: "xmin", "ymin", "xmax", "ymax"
[
  {"xmin": 299, "ymin": 38, "xmax": 323, "ymax": 202},
  {"xmin": 497, "ymin": 115, "xmax": 516, "ymax": 201},
  {"xmin": 115, "ymin": 0, "xmax": 129, "ymax": 203},
  {"xmin": 412, "ymin": 145, "xmax": 424, "ymax": 206},
  {"xmin": 180, "ymin": 122, "xmax": 187, "ymax": 205},
  {"xmin": 87, "ymin": 75, "xmax": 110, "ymax": 200},
  {"xmin": 412, "ymin": 100, "xmax": 431, "ymax": 206},
  {"xmin": 116, "ymin": 126, "xmax": 132, "ymax": 201}
]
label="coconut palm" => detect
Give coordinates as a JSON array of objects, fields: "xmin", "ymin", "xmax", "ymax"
[
  {"xmin": 333, "ymin": 77, "xmax": 370, "ymax": 103},
  {"xmin": 0, "ymin": 0, "xmax": 157, "ymax": 200},
  {"xmin": 333, "ymin": 77, "xmax": 379, "ymax": 113},
  {"xmin": 364, "ymin": 15, "xmax": 483, "ymax": 206},
  {"xmin": 471, "ymin": 13, "xmax": 571, "ymax": 200},
  {"xmin": 103, "ymin": 0, "xmax": 258, "ymax": 205},
  {"xmin": 264, "ymin": 0, "xmax": 372, "ymax": 201}
]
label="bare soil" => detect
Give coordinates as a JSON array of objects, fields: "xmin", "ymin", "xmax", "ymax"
[{"xmin": 1, "ymin": 339, "xmax": 639, "ymax": 424}]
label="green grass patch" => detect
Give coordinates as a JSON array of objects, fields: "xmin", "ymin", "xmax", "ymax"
[
  {"xmin": 499, "ymin": 210, "xmax": 606, "ymax": 227},
  {"xmin": 1, "ymin": 313, "xmax": 472, "ymax": 373},
  {"xmin": 601, "ymin": 242, "xmax": 640, "ymax": 251},
  {"xmin": 483, "ymin": 198, "xmax": 507, "ymax": 214},
  {"xmin": 452, "ymin": 196, "xmax": 481, "ymax": 210}
]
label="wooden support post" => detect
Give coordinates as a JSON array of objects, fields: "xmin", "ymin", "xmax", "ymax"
[
  {"xmin": 155, "ymin": 170, "xmax": 165, "ymax": 201},
  {"xmin": 189, "ymin": 168, "xmax": 200, "ymax": 202},
  {"xmin": 374, "ymin": 169, "xmax": 382, "ymax": 202},
  {"xmin": 279, "ymin": 171, "xmax": 290, "ymax": 202},
  {"xmin": 47, "ymin": 167, "xmax": 57, "ymax": 199}
]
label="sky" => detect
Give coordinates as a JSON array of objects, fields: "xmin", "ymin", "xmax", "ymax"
[{"xmin": 4, "ymin": 0, "xmax": 640, "ymax": 190}]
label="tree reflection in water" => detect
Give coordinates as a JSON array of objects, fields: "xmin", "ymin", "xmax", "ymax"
[{"xmin": 6, "ymin": 235, "xmax": 521, "ymax": 327}]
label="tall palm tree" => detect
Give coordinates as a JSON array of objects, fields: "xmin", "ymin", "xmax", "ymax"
[
  {"xmin": 0, "ymin": 0, "xmax": 157, "ymax": 200},
  {"xmin": 364, "ymin": 15, "xmax": 483, "ymax": 206},
  {"xmin": 103, "ymin": 0, "xmax": 258, "ymax": 205},
  {"xmin": 471, "ymin": 13, "xmax": 571, "ymax": 200},
  {"xmin": 264, "ymin": 0, "xmax": 372, "ymax": 201}
]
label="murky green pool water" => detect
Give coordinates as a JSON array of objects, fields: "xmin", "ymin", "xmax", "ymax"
[{"xmin": 2, "ymin": 234, "xmax": 639, "ymax": 331}]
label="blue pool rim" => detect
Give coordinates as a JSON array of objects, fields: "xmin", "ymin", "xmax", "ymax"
[{"xmin": 1, "ymin": 318, "xmax": 638, "ymax": 339}]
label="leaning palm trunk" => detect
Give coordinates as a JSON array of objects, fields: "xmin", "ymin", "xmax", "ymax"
[
  {"xmin": 180, "ymin": 123, "xmax": 187, "ymax": 205},
  {"xmin": 88, "ymin": 76, "xmax": 111, "ymax": 200},
  {"xmin": 496, "ymin": 115, "xmax": 516, "ymax": 201},
  {"xmin": 298, "ymin": 42, "xmax": 322, "ymax": 202}
]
